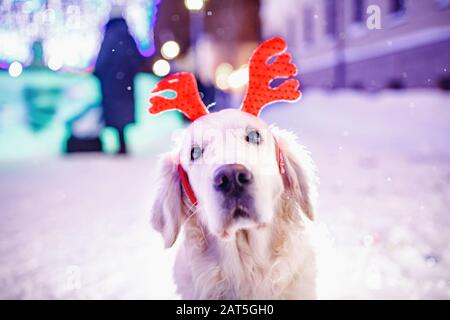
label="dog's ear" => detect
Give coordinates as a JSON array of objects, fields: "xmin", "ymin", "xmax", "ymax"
[
  {"xmin": 150, "ymin": 152, "xmax": 185, "ymax": 248},
  {"xmin": 272, "ymin": 128, "xmax": 318, "ymax": 221}
]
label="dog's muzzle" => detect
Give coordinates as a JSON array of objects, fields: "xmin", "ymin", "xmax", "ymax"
[
  {"xmin": 213, "ymin": 164, "xmax": 255, "ymax": 220},
  {"xmin": 177, "ymin": 137, "xmax": 284, "ymax": 208}
]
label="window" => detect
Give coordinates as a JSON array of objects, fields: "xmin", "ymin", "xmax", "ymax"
[
  {"xmin": 325, "ymin": 0, "xmax": 337, "ymax": 37},
  {"xmin": 303, "ymin": 6, "xmax": 314, "ymax": 44},
  {"xmin": 353, "ymin": 0, "xmax": 364, "ymax": 23},
  {"xmin": 390, "ymin": 0, "xmax": 406, "ymax": 14}
]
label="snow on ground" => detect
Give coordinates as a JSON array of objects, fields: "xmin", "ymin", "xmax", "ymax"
[
  {"xmin": 0, "ymin": 90, "xmax": 449, "ymax": 299},
  {"xmin": 0, "ymin": 156, "xmax": 177, "ymax": 299}
]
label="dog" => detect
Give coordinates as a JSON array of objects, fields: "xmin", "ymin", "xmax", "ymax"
[{"xmin": 148, "ymin": 38, "xmax": 318, "ymax": 299}]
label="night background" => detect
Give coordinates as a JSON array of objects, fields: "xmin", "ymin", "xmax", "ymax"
[{"xmin": 0, "ymin": 0, "xmax": 449, "ymax": 299}]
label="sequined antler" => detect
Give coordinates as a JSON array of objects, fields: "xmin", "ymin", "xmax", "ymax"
[
  {"xmin": 149, "ymin": 72, "xmax": 208, "ymax": 121},
  {"xmin": 240, "ymin": 37, "xmax": 301, "ymax": 117}
]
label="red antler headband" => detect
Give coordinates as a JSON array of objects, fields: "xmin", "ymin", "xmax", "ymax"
[
  {"xmin": 149, "ymin": 37, "xmax": 300, "ymax": 206},
  {"xmin": 149, "ymin": 37, "xmax": 301, "ymax": 120}
]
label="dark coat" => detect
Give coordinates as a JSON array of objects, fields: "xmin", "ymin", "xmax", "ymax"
[{"xmin": 94, "ymin": 18, "xmax": 144, "ymax": 129}]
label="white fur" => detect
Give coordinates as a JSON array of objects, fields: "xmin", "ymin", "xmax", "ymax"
[{"xmin": 150, "ymin": 109, "xmax": 318, "ymax": 299}]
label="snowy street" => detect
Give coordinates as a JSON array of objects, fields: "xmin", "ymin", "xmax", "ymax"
[{"xmin": 0, "ymin": 90, "xmax": 449, "ymax": 299}]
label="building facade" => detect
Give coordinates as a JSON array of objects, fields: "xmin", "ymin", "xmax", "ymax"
[{"xmin": 261, "ymin": 0, "xmax": 450, "ymax": 90}]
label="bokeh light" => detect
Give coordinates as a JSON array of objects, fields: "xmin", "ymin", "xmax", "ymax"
[
  {"xmin": 215, "ymin": 63, "xmax": 233, "ymax": 90},
  {"xmin": 227, "ymin": 64, "xmax": 249, "ymax": 90},
  {"xmin": 47, "ymin": 56, "xmax": 63, "ymax": 71},
  {"xmin": 184, "ymin": 0, "xmax": 204, "ymax": 11},
  {"xmin": 161, "ymin": 40, "xmax": 180, "ymax": 60},
  {"xmin": 152, "ymin": 59, "xmax": 171, "ymax": 77},
  {"xmin": 8, "ymin": 61, "xmax": 23, "ymax": 78}
]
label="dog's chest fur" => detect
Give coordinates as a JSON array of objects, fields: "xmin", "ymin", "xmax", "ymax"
[{"xmin": 174, "ymin": 199, "xmax": 316, "ymax": 299}]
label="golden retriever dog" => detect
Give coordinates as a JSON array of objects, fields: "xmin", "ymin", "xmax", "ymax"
[{"xmin": 148, "ymin": 38, "xmax": 318, "ymax": 299}]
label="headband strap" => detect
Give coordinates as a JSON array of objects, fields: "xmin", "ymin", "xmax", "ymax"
[{"xmin": 177, "ymin": 163, "xmax": 198, "ymax": 206}]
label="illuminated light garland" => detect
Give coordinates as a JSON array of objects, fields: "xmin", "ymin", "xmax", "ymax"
[{"xmin": 0, "ymin": 0, "xmax": 159, "ymax": 71}]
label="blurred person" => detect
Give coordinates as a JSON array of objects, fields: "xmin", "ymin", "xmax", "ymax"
[
  {"xmin": 94, "ymin": 9, "xmax": 144, "ymax": 154},
  {"xmin": 24, "ymin": 40, "xmax": 62, "ymax": 131},
  {"xmin": 29, "ymin": 41, "xmax": 45, "ymax": 69}
]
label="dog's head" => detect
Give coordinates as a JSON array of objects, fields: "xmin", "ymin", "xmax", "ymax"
[
  {"xmin": 180, "ymin": 109, "xmax": 285, "ymax": 239},
  {"xmin": 148, "ymin": 38, "xmax": 316, "ymax": 248}
]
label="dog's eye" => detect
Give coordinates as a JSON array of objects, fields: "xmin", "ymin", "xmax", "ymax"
[
  {"xmin": 190, "ymin": 145, "xmax": 203, "ymax": 161},
  {"xmin": 246, "ymin": 130, "xmax": 261, "ymax": 145}
]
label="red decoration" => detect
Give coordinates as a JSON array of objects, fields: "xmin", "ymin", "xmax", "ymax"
[
  {"xmin": 177, "ymin": 163, "xmax": 198, "ymax": 205},
  {"xmin": 149, "ymin": 72, "xmax": 209, "ymax": 121},
  {"xmin": 240, "ymin": 37, "xmax": 301, "ymax": 117}
]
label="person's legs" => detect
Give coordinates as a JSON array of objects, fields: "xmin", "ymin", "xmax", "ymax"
[{"xmin": 117, "ymin": 127, "xmax": 127, "ymax": 154}]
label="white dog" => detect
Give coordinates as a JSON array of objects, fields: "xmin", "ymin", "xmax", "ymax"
[{"xmin": 148, "ymin": 38, "xmax": 318, "ymax": 299}]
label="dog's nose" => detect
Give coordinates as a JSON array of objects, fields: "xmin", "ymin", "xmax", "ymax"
[{"xmin": 213, "ymin": 164, "xmax": 253, "ymax": 195}]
